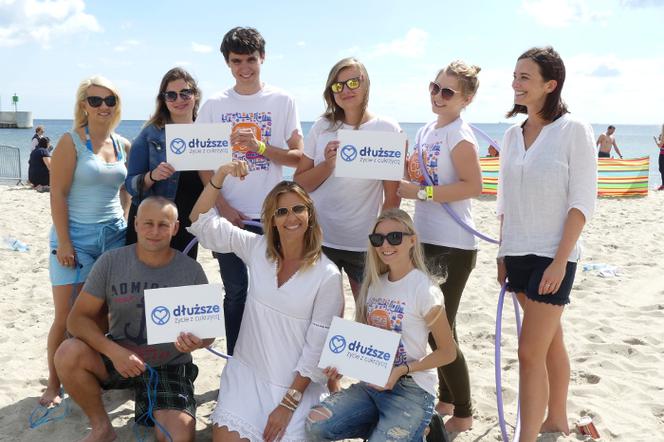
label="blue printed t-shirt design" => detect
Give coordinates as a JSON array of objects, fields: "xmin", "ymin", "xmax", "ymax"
[
  {"xmin": 367, "ymin": 297, "xmax": 407, "ymax": 367},
  {"xmin": 220, "ymin": 112, "xmax": 272, "ymax": 172}
]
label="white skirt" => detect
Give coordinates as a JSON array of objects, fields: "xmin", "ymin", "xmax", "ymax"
[{"xmin": 211, "ymin": 357, "xmax": 327, "ymax": 442}]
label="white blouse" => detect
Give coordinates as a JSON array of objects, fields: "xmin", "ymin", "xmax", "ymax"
[
  {"xmin": 188, "ymin": 208, "xmax": 344, "ymax": 385},
  {"xmin": 496, "ymin": 114, "xmax": 597, "ymax": 262}
]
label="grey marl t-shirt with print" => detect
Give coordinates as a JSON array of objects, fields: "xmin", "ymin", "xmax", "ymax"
[{"xmin": 82, "ymin": 244, "xmax": 209, "ymax": 367}]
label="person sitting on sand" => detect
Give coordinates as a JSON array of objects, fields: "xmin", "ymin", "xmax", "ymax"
[
  {"xmin": 28, "ymin": 136, "xmax": 51, "ymax": 192},
  {"xmin": 188, "ymin": 164, "xmax": 344, "ymax": 442},
  {"xmin": 596, "ymin": 125, "xmax": 623, "ymax": 159},
  {"xmin": 54, "ymin": 196, "xmax": 211, "ymax": 442}
]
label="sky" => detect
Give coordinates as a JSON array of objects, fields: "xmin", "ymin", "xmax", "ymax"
[{"xmin": 1, "ymin": 0, "xmax": 663, "ymax": 124}]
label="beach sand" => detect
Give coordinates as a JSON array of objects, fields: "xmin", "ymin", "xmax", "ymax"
[{"xmin": 1, "ymin": 184, "xmax": 663, "ymax": 441}]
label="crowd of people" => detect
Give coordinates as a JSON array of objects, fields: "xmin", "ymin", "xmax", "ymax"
[{"xmin": 39, "ymin": 26, "xmax": 598, "ymax": 442}]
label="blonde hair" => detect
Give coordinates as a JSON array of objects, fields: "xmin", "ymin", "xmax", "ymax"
[
  {"xmin": 438, "ymin": 60, "xmax": 481, "ymax": 98},
  {"xmin": 355, "ymin": 209, "xmax": 431, "ymax": 324},
  {"xmin": 322, "ymin": 57, "xmax": 370, "ymax": 130},
  {"xmin": 73, "ymin": 75, "xmax": 122, "ymax": 130},
  {"xmin": 260, "ymin": 181, "xmax": 322, "ymax": 270}
]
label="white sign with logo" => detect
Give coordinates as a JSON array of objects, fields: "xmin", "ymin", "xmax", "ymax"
[
  {"xmin": 165, "ymin": 123, "xmax": 233, "ymax": 171},
  {"xmin": 335, "ymin": 130, "xmax": 407, "ymax": 181},
  {"xmin": 144, "ymin": 283, "xmax": 225, "ymax": 345},
  {"xmin": 318, "ymin": 317, "xmax": 400, "ymax": 386}
]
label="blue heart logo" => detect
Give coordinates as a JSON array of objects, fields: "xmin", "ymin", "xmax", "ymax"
[
  {"xmin": 151, "ymin": 306, "xmax": 171, "ymax": 325},
  {"xmin": 170, "ymin": 138, "xmax": 187, "ymax": 154},
  {"xmin": 340, "ymin": 145, "xmax": 357, "ymax": 162},
  {"xmin": 329, "ymin": 335, "xmax": 347, "ymax": 354}
]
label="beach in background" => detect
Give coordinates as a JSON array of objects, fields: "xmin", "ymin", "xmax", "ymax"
[
  {"xmin": 1, "ymin": 183, "xmax": 663, "ymax": 441},
  {"xmin": 1, "ymin": 119, "xmax": 662, "ymax": 188}
]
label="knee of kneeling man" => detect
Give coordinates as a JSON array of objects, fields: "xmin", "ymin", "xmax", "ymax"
[
  {"xmin": 54, "ymin": 338, "xmax": 88, "ymax": 369},
  {"xmin": 305, "ymin": 407, "xmax": 333, "ymax": 439}
]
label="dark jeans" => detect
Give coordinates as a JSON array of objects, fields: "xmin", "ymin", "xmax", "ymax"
[
  {"xmin": 423, "ymin": 243, "xmax": 477, "ymax": 418},
  {"xmin": 213, "ymin": 221, "xmax": 263, "ymax": 355}
]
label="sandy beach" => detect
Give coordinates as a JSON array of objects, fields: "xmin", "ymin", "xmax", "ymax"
[{"xmin": 1, "ymin": 184, "xmax": 663, "ymax": 442}]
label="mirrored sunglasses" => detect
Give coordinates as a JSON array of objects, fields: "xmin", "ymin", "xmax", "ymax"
[{"xmin": 330, "ymin": 76, "xmax": 362, "ymax": 94}]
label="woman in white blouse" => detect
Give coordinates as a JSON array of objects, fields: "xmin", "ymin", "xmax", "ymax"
[
  {"xmin": 189, "ymin": 162, "xmax": 344, "ymax": 442},
  {"xmin": 496, "ymin": 47, "xmax": 597, "ymax": 442}
]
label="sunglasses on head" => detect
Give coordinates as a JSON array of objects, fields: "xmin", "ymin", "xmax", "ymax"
[
  {"xmin": 369, "ymin": 231, "xmax": 413, "ymax": 247},
  {"xmin": 86, "ymin": 95, "xmax": 117, "ymax": 108},
  {"xmin": 274, "ymin": 204, "xmax": 308, "ymax": 218},
  {"xmin": 429, "ymin": 82, "xmax": 459, "ymax": 100},
  {"xmin": 163, "ymin": 88, "xmax": 195, "ymax": 102},
  {"xmin": 330, "ymin": 76, "xmax": 362, "ymax": 94}
]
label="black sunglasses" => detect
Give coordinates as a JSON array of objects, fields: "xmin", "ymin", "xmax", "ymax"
[
  {"xmin": 429, "ymin": 82, "xmax": 459, "ymax": 100},
  {"xmin": 369, "ymin": 231, "xmax": 413, "ymax": 247},
  {"xmin": 86, "ymin": 95, "xmax": 117, "ymax": 108},
  {"xmin": 163, "ymin": 88, "xmax": 195, "ymax": 102},
  {"xmin": 330, "ymin": 76, "xmax": 362, "ymax": 94},
  {"xmin": 274, "ymin": 204, "xmax": 308, "ymax": 218}
]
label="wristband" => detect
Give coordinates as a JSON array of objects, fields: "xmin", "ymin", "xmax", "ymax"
[
  {"xmin": 149, "ymin": 169, "xmax": 158, "ymax": 182},
  {"xmin": 279, "ymin": 401, "xmax": 296, "ymax": 412},
  {"xmin": 209, "ymin": 179, "xmax": 222, "ymax": 190},
  {"xmin": 257, "ymin": 141, "xmax": 267, "ymax": 155},
  {"xmin": 425, "ymin": 185, "xmax": 434, "ymax": 200},
  {"xmin": 405, "ymin": 362, "xmax": 410, "ymax": 375}
]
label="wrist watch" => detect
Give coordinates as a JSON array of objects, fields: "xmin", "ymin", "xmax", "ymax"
[
  {"xmin": 286, "ymin": 388, "xmax": 302, "ymax": 403},
  {"xmin": 416, "ymin": 187, "xmax": 427, "ymax": 201}
]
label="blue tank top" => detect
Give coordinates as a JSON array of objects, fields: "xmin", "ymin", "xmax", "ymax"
[{"xmin": 67, "ymin": 130, "xmax": 127, "ymax": 224}]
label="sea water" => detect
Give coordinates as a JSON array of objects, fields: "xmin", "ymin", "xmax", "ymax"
[{"xmin": 1, "ymin": 119, "xmax": 661, "ymax": 186}]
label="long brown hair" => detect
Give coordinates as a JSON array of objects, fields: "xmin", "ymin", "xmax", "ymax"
[
  {"xmin": 322, "ymin": 57, "xmax": 370, "ymax": 131},
  {"xmin": 260, "ymin": 181, "xmax": 322, "ymax": 270},
  {"xmin": 506, "ymin": 46, "xmax": 568, "ymax": 122},
  {"xmin": 145, "ymin": 67, "xmax": 201, "ymax": 129}
]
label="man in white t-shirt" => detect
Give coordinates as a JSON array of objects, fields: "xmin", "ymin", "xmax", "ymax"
[{"xmin": 197, "ymin": 27, "xmax": 303, "ymax": 355}]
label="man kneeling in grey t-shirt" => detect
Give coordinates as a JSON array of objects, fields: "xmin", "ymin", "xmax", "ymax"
[{"xmin": 55, "ymin": 196, "xmax": 211, "ymax": 442}]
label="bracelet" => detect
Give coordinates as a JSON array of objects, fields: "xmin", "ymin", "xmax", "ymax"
[
  {"xmin": 278, "ymin": 401, "xmax": 296, "ymax": 412},
  {"xmin": 425, "ymin": 185, "xmax": 434, "ymax": 200},
  {"xmin": 282, "ymin": 395, "xmax": 298, "ymax": 408},
  {"xmin": 209, "ymin": 178, "xmax": 222, "ymax": 190},
  {"xmin": 149, "ymin": 169, "xmax": 158, "ymax": 182},
  {"xmin": 405, "ymin": 362, "xmax": 410, "ymax": 375},
  {"xmin": 257, "ymin": 141, "xmax": 267, "ymax": 155}
]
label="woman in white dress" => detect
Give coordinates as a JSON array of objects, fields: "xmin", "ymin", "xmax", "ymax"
[{"xmin": 189, "ymin": 161, "xmax": 344, "ymax": 442}]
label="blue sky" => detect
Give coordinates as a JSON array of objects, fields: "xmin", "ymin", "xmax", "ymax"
[{"xmin": 1, "ymin": 0, "xmax": 663, "ymax": 124}]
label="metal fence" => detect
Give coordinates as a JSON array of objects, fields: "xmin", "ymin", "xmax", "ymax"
[{"xmin": 0, "ymin": 144, "xmax": 22, "ymax": 184}]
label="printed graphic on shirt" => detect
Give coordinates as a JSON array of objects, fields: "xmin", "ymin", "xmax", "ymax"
[
  {"xmin": 221, "ymin": 112, "xmax": 273, "ymax": 172},
  {"xmin": 367, "ymin": 297, "xmax": 407, "ymax": 366},
  {"xmin": 408, "ymin": 143, "xmax": 440, "ymax": 185}
]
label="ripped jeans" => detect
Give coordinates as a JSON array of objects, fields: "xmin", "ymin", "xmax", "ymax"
[{"xmin": 306, "ymin": 377, "xmax": 434, "ymax": 441}]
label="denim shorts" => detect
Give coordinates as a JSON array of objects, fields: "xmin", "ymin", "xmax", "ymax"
[
  {"xmin": 49, "ymin": 217, "xmax": 126, "ymax": 286},
  {"xmin": 306, "ymin": 376, "xmax": 434, "ymax": 441},
  {"xmin": 505, "ymin": 254, "xmax": 577, "ymax": 306}
]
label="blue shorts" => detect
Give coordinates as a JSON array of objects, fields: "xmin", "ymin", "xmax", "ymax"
[
  {"xmin": 504, "ymin": 254, "xmax": 577, "ymax": 306},
  {"xmin": 49, "ymin": 217, "xmax": 126, "ymax": 286}
]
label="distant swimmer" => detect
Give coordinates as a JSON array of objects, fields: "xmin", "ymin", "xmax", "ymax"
[{"xmin": 596, "ymin": 125, "xmax": 623, "ymax": 158}]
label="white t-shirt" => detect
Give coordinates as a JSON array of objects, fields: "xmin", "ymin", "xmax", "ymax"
[
  {"xmin": 365, "ymin": 269, "xmax": 444, "ymax": 396},
  {"xmin": 304, "ymin": 116, "xmax": 401, "ymax": 251},
  {"xmin": 407, "ymin": 118, "xmax": 479, "ymax": 250},
  {"xmin": 496, "ymin": 113, "xmax": 597, "ymax": 261},
  {"xmin": 197, "ymin": 84, "xmax": 302, "ymax": 218}
]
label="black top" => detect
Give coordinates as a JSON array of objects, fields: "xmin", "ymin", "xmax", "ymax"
[{"xmin": 28, "ymin": 147, "xmax": 50, "ymax": 185}]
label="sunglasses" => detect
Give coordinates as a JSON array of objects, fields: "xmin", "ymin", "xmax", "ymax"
[
  {"xmin": 163, "ymin": 88, "xmax": 195, "ymax": 102},
  {"xmin": 274, "ymin": 204, "xmax": 308, "ymax": 218},
  {"xmin": 429, "ymin": 82, "xmax": 459, "ymax": 100},
  {"xmin": 330, "ymin": 76, "xmax": 362, "ymax": 94},
  {"xmin": 86, "ymin": 95, "xmax": 117, "ymax": 108},
  {"xmin": 369, "ymin": 231, "xmax": 413, "ymax": 247}
]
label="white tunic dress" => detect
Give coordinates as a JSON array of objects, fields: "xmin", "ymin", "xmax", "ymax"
[{"xmin": 188, "ymin": 209, "xmax": 344, "ymax": 441}]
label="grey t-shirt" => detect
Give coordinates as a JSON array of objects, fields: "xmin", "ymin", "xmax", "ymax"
[{"xmin": 83, "ymin": 244, "xmax": 209, "ymax": 366}]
